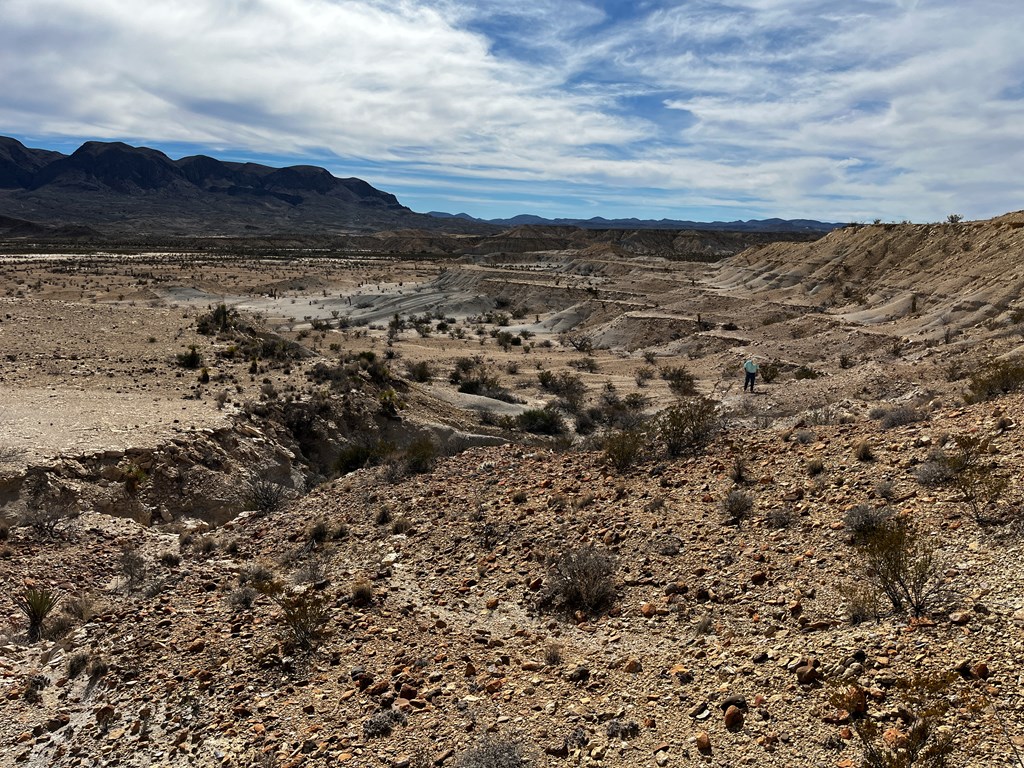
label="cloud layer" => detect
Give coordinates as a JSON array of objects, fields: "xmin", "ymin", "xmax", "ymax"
[{"xmin": 2, "ymin": 0, "xmax": 1022, "ymax": 221}]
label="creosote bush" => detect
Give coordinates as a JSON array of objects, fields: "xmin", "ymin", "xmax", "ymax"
[
  {"xmin": 844, "ymin": 504, "xmax": 890, "ymax": 542},
  {"xmin": 657, "ymin": 396, "xmax": 721, "ymax": 457},
  {"xmin": 516, "ymin": 408, "xmax": 565, "ymax": 435},
  {"xmin": 861, "ymin": 518, "xmax": 941, "ymax": 617},
  {"xmin": 603, "ymin": 429, "xmax": 646, "ymax": 472},
  {"xmin": 543, "ymin": 545, "xmax": 617, "ymax": 617}
]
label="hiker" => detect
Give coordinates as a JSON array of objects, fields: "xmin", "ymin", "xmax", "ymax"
[{"xmin": 742, "ymin": 357, "xmax": 759, "ymax": 392}]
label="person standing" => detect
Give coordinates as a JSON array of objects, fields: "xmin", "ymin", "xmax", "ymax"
[{"xmin": 743, "ymin": 357, "xmax": 759, "ymax": 392}]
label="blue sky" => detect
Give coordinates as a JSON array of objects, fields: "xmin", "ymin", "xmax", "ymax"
[{"xmin": 1, "ymin": 0, "xmax": 1022, "ymax": 222}]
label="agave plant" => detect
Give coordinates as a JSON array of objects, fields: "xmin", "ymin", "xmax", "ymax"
[{"xmin": 13, "ymin": 587, "xmax": 61, "ymax": 642}]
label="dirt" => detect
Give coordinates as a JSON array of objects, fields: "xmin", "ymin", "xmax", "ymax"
[{"xmin": 1, "ymin": 215, "xmax": 1024, "ymax": 767}]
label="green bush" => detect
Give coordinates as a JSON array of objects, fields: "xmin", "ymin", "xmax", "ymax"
[
  {"xmin": 657, "ymin": 397, "xmax": 721, "ymax": 457},
  {"xmin": 793, "ymin": 365, "xmax": 822, "ymax": 380},
  {"xmin": 660, "ymin": 365, "xmax": 697, "ymax": 397},
  {"xmin": 517, "ymin": 408, "xmax": 565, "ymax": 435},
  {"xmin": 176, "ymin": 345, "xmax": 202, "ymax": 369},
  {"xmin": 404, "ymin": 436, "xmax": 437, "ymax": 474},
  {"xmin": 603, "ymin": 429, "xmax": 646, "ymax": 472}
]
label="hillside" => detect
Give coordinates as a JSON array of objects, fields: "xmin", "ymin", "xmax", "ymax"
[{"xmin": 2, "ymin": 213, "xmax": 1024, "ymax": 767}]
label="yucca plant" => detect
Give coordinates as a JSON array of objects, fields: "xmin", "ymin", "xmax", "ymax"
[{"xmin": 14, "ymin": 587, "xmax": 61, "ymax": 642}]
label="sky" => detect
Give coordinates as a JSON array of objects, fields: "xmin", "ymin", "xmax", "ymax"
[{"xmin": 1, "ymin": 0, "xmax": 1022, "ymax": 223}]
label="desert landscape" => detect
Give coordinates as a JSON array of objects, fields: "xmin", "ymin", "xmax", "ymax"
[{"xmin": 2, "ymin": 207, "xmax": 1024, "ymax": 768}]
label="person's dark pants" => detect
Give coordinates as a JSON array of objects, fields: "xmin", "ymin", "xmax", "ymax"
[{"xmin": 744, "ymin": 372, "xmax": 756, "ymax": 391}]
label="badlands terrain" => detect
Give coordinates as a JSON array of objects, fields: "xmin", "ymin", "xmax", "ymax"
[{"xmin": 2, "ymin": 214, "xmax": 1024, "ymax": 767}]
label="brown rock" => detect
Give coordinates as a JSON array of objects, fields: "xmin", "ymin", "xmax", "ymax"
[
  {"xmin": 695, "ymin": 731, "xmax": 712, "ymax": 754},
  {"xmin": 724, "ymin": 705, "xmax": 744, "ymax": 729},
  {"xmin": 624, "ymin": 658, "xmax": 642, "ymax": 673}
]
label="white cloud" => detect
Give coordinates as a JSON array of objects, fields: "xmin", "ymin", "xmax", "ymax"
[{"xmin": 0, "ymin": 0, "xmax": 1022, "ymax": 220}]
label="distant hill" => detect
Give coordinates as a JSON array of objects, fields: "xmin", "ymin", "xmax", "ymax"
[
  {"xmin": 427, "ymin": 210, "xmax": 844, "ymax": 234},
  {"xmin": 0, "ymin": 136, "xmax": 490, "ymax": 237},
  {"xmin": 0, "ymin": 135, "xmax": 842, "ymax": 239}
]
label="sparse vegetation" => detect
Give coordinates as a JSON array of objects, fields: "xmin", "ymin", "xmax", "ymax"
[
  {"xmin": 14, "ymin": 587, "xmax": 61, "ymax": 642},
  {"xmin": 861, "ymin": 518, "xmax": 942, "ymax": 617},
  {"xmin": 657, "ymin": 397, "xmax": 721, "ymax": 457},
  {"xmin": 456, "ymin": 737, "xmax": 532, "ymax": 768},
  {"xmin": 542, "ymin": 545, "xmax": 617, "ymax": 617},
  {"xmin": 603, "ymin": 429, "xmax": 646, "ymax": 472}
]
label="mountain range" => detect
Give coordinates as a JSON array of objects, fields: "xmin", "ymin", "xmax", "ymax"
[{"xmin": 0, "ymin": 136, "xmax": 842, "ymax": 238}]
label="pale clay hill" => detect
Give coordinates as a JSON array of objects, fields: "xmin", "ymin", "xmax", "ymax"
[{"xmin": 1, "ymin": 214, "xmax": 1024, "ymax": 768}]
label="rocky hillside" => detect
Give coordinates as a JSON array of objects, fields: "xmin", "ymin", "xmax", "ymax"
[{"xmin": 1, "ymin": 392, "xmax": 1023, "ymax": 767}]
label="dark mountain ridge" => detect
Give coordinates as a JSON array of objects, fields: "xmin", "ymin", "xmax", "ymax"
[
  {"xmin": 0, "ymin": 136, "xmax": 840, "ymax": 238},
  {"xmin": 427, "ymin": 210, "xmax": 844, "ymax": 234},
  {"xmin": 0, "ymin": 136, "xmax": 463, "ymax": 236}
]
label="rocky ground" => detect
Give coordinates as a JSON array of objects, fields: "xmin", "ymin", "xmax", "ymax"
[{"xmin": 2, "ymin": 216, "xmax": 1024, "ymax": 767}]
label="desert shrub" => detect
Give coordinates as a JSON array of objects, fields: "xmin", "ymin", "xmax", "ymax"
[
  {"xmin": 67, "ymin": 652, "xmax": 90, "ymax": 679},
  {"xmin": 351, "ymin": 579, "xmax": 374, "ymax": 607},
  {"xmin": 254, "ymin": 580, "xmax": 332, "ymax": 651},
  {"xmin": 938, "ymin": 435, "xmax": 1008, "ymax": 523},
  {"xmin": 657, "ymin": 397, "xmax": 721, "ymax": 457},
  {"xmin": 792, "ymin": 429, "xmax": 816, "ymax": 444},
  {"xmin": 43, "ymin": 613, "xmax": 75, "ymax": 640},
  {"xmin": 405, "ymin": 360, "xmax": 434, "ymax": 382},
  {"xmin": 404, "ymin": 436, "xmax": 437, "ymax": 474},
  {"xmin": 391, "ymin": 515, "xmax": 413, "ymax": 535},
  {"xmin": 570, "ymin": 357, "xmax": 599, "ymax": 372},
  {"xmin": 362, "ymin": 709, "xmax": 408, "ymax": 739},
  {"xmin": 876, "ymin": 405, "xmax": 927, "ymax": 429},
  {"xmin": 964, "ymin": 357, "xmax": 1024, "ymax": 402},
  {"xmin": 456, "ymin": 737, "xmax": 532, "ymax": 768},
  {"xmin": 874, "ymin": 479, "xmax": 896, "ymax": 501},
  {"xmin": 452, "ymin": 357, "xmax": 517, "ymax": 402},
  {"xmin": 837, "ymin": 581, "xmax": 882, "ymax": 625},
  {"xmin": 228, "ymin": 586, "xmax": 258, "ymax": 611},
  {"xmin": 240, "ymin": 563, "xmax": 275, "ymax": 589},
  {"xmin": 861, "ymin": 518, "xmax": 941, "ymax": 616},
  {"xmin": 543, "ymin": 546, "xmax": 617, "ymax": 617},
  {"xmin": 176, "ymin": 345, "xmax": 202, "ymax": 369},
  {"xmin": 844, "ymin": 504, "xmax": 890, "ymax": 541},
  {"xmin": 914, "ymin": 457, "xmax": 954, "ymax": 487},
  {"xmin": 375, "ymin": 505, "xmax": 393, "ymax": 526},
  {"xmin": 758, "ymin": 358, "xmax": 781, "ymax": 384},
  {"xmin": 839, "ymin": 673, "xmax": 959, "ymax": 768},
  {"xmin": 605, "ymin": 719, "xmax": 640, "ymax": 739},
  {"xmin": 307, "ymin": 519, "xmax": 330, "ymax": 547},
  {"xmin": 634, "ymin": 366, "xmax": 654, "ymax": 386},
  {"xmin": 854, "ymin": 439, "xmax": 875, "ymax": 462},
  {"xmin": 335, "ymin": 438, "xmax": 394, "ymax": 475},
  {"xmin": 806, "ymin": 456, "xmax": 825, "ymax": 476},
  {"xmin": 543, "ymin": 643, "xmax": 563, "ymax": 666},
  {"xmin": 195, "ymin": 536, "xmax": 217, "ymax": 556},
  {"xmin": 14, "ymin": 587, "xmax": 61, "ymax": 642},
  {"xmin": 62, "ymin": 595, "xmax": 95, "ymax": 622},
  {"xmin": 158, "ymin": 551, "xmax": 181, "ymax": 567},
  {"xmin": 660, "ymin": 365, "xmax": 697, "ymax": 397},
  {"xmin": 88, "ymin": 657, "xmax": 110, "ymax": 680},
  {"xmin": 722, "ymin": 489, "xmax": 754, "ymax": 526},
  {"xmin": 766, "ymin": 507, "xmax": 794, "ymax": 529},
  {"xmin": 536, "ymin": 370, "xmax": 586, "ymax": 412},
  {"xmin": 728, "ymin": 455, "xmax": 748, "ymax": 483},
  {"xmin": 120, "ymin": 546, "xmax": 147, "ymax": 592},
  {"xmin": 603, "ymin": 429, "xmax": 646, "ymax": 472},
  {"xmin": 517, "ymin": 408, "xmax": 565, "ymax": 435},
  {"xmin": 245, "ymin": 474, "xmax": 289, "ymax": 515},
  {"xmin": 793, "ymin": 365, "xmax": 822, "ymax": 380}
]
